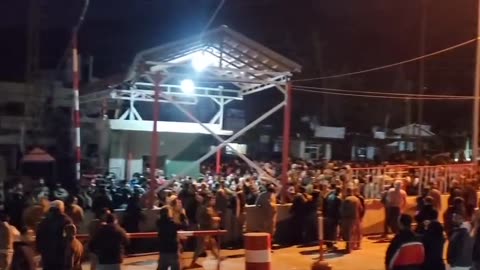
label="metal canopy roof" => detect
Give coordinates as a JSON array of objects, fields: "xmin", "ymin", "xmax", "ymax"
[
  {"xmin": 81, "ymin": 25, "xmax": 301, "ymax": 103},
  {"xmin": 128, "ymin": 25, "xmax": 301, "ymax": 80}
]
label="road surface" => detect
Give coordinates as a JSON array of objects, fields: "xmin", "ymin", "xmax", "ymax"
[{"xmin": 81, "ymin": 236, "xmax": 392, "ymax": 270}]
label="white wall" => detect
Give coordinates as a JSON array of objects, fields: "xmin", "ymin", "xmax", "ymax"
[{"xmin": 109, "ymin": 131, "xmax": 210, "ymax": 180}]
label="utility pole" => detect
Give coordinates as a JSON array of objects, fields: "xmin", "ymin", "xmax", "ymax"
[
  {"xmin": 417, "ymin": 0, "xmax": 427, "ymax": 160},
  {"xmin": 473, "ymin": 0, "xmax": 480, "ymax": 164}
]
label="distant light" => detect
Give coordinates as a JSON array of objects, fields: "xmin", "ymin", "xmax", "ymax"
[
  {"xmin": 180, "ymin": 79, "xmax": 195, "ymax": 94},
  {"xmin": 454, "ymin": 158, "xmax": 459, "ymax": 162},
  {"xmin": 192, "ymin": 52, "xmax": 213, "ymax": 72}
]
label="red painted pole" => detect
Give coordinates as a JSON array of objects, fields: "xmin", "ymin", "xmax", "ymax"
[
  {"xmin": 216, "ymin": 148, "xmax": 222, "ymax": 175},
  {"xmin": 149, "ymin": 73, "xmax": 162, "ymax": 208},
  {"xmin": 72, "ymin": 31, "xmax": 81, "ymax": 182},
  {"xmin": 281, "ymin": 82, "xmax": 292, "ymax": 201}
]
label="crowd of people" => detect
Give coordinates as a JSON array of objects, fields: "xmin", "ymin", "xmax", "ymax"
[
  {"xmin": 0, "ymin": 159, "xmax": 478, "ymax": 269},
  {"xmin": 384, "ymin": 182, "xmax": 480, "ymax": 270}
]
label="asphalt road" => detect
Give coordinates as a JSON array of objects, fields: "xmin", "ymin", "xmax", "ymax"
[{"xmin": 79, "ymin": 236, "xmax": 392, "ymax": 270}]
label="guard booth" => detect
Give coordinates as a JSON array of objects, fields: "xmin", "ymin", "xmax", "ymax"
[{"xmin": 80, "ymin": 25, "xmax": 301, "ymax": 180}]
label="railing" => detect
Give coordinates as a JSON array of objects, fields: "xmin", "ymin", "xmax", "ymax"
[
  {"xmin": 76, "ymin": 229, "xmax": 227, "ymax": 241},
  {"xmin": 350, "ymin": 163, "xmax": 477, "ymax": 199}
]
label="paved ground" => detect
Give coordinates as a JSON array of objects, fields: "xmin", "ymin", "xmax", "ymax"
[{"xmin": 80, "ymin": 236, "xmax": 391, "ymax": 270}]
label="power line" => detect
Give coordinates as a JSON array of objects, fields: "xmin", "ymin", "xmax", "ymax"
[
  {"xmin": 294, "ymin": 85, "xmax": 472, "ymax": 99},
  {"xmin": 201, "ymin": 0, "xmax": 226, "ymax": 34},
  {"xmin": 293, "ymin": 87, "xmax": 473, "ymax": 100},
  {"xmin": 293, "ymin": 37, "xmax": 479, "ymax": 82},
  {"xmin": 53, "ymin": 0, "xmax": 91, "ymax": 77}
]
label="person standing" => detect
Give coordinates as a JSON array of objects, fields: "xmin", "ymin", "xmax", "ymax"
[
  {"xmin": 464, "ymin": 181, "xmax": 478, "ymax": 220},
  {"xmin": 156, "ymin": 207, "xmax": 180, "ymax": 270},
  {"xmin": 304, "ymin": 189, "xmax": 321, "ymax": 244},
  {"xmin": 385, "ymin": 214, "xmax": 424, "ymax": 270},
  {"xmin": 5, "ymin": 184, "xmax": 27, "ymax": 230},
  {"xmin": 421, "ymin": 209, "xmax": 446, "ymax": 270},
  {"xmin": 381, "ymin": 185, "xmax": 392, "ymax": 238},
  {"xmin": 36, "ymin": 200, "xmax": 72, "ymax": 270},
  {"xmin": 0, "ymin": 212, "xmax": 18, "ymax": 270},
  {"xmin": 428, "ymin": 184, "xmax": 442, "ymax": 212},
  {"xmin": 353, "ymin": 187, "xmax": 365, "ymax": 249},
  {"xmin": 64, "ymin": 224, "xmax": 84, "ymax": 270},
  {"xmin": 190, "ymin": 194, "xmax": 220, "ymax": 268},
  {"xmin": 444, "ymin": 197, "xmax": 467, "ymax": 238},
  {"xmin": 10, "ymin": 227, "xmax": 35, "ymax": 270},
  {"xmin": 447, "ymin": 214, "xmax": 473, "ymax": 270},
  {"xmin": 322, "ymin": 186, "xmax": 342, "ymax": 249},
  {"xmin": 255, "ymin": 184, "xmax": 277, "ymax": 240},
  {"xmin": 89, "ymin": 213, "xmax": 129, "ymax": 270},
  {"xmin": 290, "ymin": 186, "xmax": 308, "ymax": 244},
  {"xmin": 340, "ymin": 187, "xmax": 363, "ymax": 253},
  {"xmin": 472, "ymin": 214, "xmax": 480, "ymax": 270},
  {"xmin": 414, "ymin": 196, "xmax": 436, "ymax": 236},
  {"xmin": 65, "ymin": 196, "xmax": 84, "ymax": 229},
  {"xmin": 385, "ymin": 181, "xmax": 407, "ymax": 235},
  {"xmin": 87, "ymin": 208, "xmax": 110, "ymax": 270},
  {"xmin": 215, "ymin": 181, "xmax": 228, "ymax": 230}
]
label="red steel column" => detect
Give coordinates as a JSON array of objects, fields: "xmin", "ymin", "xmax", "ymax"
[
  {"xmin": 72, "ymin": 31, "xmax": 81, "ymax": 182},
  {"xmin": 216, "ymin": 148, "xmax": 222, "ymax": 174},
  {"xmin": 281, "ymin": 82, "xmax": 292, "ymax": 200},
  {"xmin": 149, "ymin": 73, "xmax": 162, "ymax": 207}
]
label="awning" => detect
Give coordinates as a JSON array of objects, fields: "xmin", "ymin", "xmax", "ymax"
[
  {"xmin": 393, "ymin": 123, "xmax": 435, "ymax": 137},
  {"xmin": 22, "ymin": 148, "xmax": 55, "ymax": 163}
]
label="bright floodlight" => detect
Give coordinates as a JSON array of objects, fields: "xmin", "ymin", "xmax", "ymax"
[
  {"xmin": 192, "ymin": 52, "xmax": 213, "ymax": 72},
  {"xmin": 180, "ymin": 79, "xmax": 195, "ymax": 94}
]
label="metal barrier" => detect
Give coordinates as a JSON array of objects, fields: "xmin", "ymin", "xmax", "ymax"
[
  {"xmin": 350, "ymin": 163, "xmax": 476, "ymax": 198},
  {"xmin": 77, "ymin": 229, "xmax": 227, "ymax": 241}
]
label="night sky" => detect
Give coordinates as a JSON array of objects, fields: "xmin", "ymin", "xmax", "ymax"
[{"xmin": 0, "ymin": 0, "xmax": 478, "ymax": 133}]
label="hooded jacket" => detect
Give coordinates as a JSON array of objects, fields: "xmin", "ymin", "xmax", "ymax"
[
  {"xmin": 447, "ymin": 222, "xmax": 473, "ymax": 268},
  {"xmin": 385, "ymin": 229, "xmax": 425, "ymax": 270}
]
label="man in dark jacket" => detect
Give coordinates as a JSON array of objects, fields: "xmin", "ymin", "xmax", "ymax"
[
  {"xmin": 447, "ymin": 213, "xmax": 473, "ymax": 270},
  {"xmin": 89, "ymin": 213, "xmax": 129, "ymax": 270},
  {"xmin": 447, "ymin": 181, "xmax": 463, "ymax": 207},
  {"xmin": 414, "ymin": 196, "xmax": 436, "ymax": 236},
  {"xmin": 156, "ymin": 207, "xmax": 180, "ymax": 270},
  {"xmin": 289, "ymin": 186, "xmax": 308, "ymax": 244},
  {"xmin": 444, "ymin": 197, "xmax": 467, "ymax": 238},
  {"xmin": 421, "ymin": 210, "xmax": 446, "ymax": 270},
  {"xmin": 36, "ymin": 200, "xmax": 73, "ymax": 270},
  {"xmin": 10, "ymin": 227, "xmax": 35, "ymax": 270},
  {"xmin": 322, "ymin": 186, "xmax": 342, "ymax": 249},
  {"xmin": 385, "ymin": 214, "xmax": 425, "ymax": 270}
]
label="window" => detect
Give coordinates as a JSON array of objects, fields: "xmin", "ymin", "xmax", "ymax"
[{"xmin": 2, "ymin": 102, "xmax": 25, "ymax": 116}]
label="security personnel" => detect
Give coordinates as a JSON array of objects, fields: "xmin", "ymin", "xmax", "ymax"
[
  {"xmin": 255, "ymin": 184, "xmax": 277, "ymax": 239},
  {"xmin": 340, "ymin": 187, "xmax": 363, "ymax": 253},
  {"xmin": 322, "ymin": 185, "xmax": 341, "ymax": 249}
]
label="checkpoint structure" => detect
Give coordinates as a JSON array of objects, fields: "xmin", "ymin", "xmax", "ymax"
[{"xmin": 80, "ymin": 25, "xmax": 301, "ymax": 185}]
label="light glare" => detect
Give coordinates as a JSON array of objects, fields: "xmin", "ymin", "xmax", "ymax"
[
  {"xmin": 180, "ymin": 79, "xmax": 195, "ymax": 94},
  {"xmin": 192, "ymin": 52, "xmax": 213, "ymax": 72}
]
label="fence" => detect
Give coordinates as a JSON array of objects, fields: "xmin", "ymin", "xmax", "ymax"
[{"xmin": 349, "ymin": 163, "xmax": 476, "ymax": 199}]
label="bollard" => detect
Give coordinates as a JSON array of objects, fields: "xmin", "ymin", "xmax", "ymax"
[
  {"xmin": 318, "ymin": 216, "xmax": 324, "ymax": 261},
  {"xmin": 312, "ymin": 216, "xmax": 332, "ymax": 270},
  {"xmin": 244, "ymin": 233, "xmax": 271, "ymax": 270}
]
